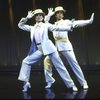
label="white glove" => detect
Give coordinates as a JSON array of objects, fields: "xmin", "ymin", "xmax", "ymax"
[
  {"xmin": 44, "ymin": 8, "xmax": 54, "ymax": 22},
  {"xmin": 89, "ymin": 13, "xmax": 94, "ymax": 24},
  {"xmin": 26, "ymin": 10, "xmax": 34, "ymax": 19},
  {"xmin": 47, "ymin": 8, "xmax": 55, "ymax": 16}
]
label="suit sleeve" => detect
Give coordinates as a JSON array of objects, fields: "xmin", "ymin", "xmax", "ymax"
[
  {"xmin": 73, "ymin": 20, "xmax": 91, "ymax": 28},
  {"xmin": 18, "ymin": 17, "xmax": 31, "ymax": 32},
  {"xmin": 47, "ymin": 23, "xmax": 72, "ymax": 32}
]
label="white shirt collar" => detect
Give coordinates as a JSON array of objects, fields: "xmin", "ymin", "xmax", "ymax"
[{"xmin": 35, "ymin": 22, "xmax": 43, "ymax": 27}]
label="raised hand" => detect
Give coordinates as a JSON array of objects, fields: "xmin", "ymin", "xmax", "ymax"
[
  {"xmin": 47, "ymin": 8, "xmax": 55, "ymax": 16},
  {"xmin": 26, "ymin": 10, "xmax": 34, "ymax": 19},
  {"xmin": 44, "ymin": 8, "xmax": 54, "ymax": 22},
  {"xmin": 89, "ymin": 13, "xmax": 94, "ymax": 24}
]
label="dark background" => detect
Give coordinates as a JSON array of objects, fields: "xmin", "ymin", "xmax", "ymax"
[{"xmin": 0, "ymin": 0, "xmax": 100, "ymax": 71}]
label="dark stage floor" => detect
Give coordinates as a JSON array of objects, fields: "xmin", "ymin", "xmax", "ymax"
[{"xmin": 0, "ymin": 69, "xmax": 100, "ymax": 99}]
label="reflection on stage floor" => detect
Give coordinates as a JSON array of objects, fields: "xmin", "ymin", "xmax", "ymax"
[{"xmin": 0, "ymin": 68, "xmax": 100, "ymax": 99}]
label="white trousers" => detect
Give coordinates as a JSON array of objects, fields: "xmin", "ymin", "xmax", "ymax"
[
  {"xmin": 18, "ymin": 48, "xmax": 76, "ymax": 88},
  {"xmin": 44, "ymin": 50, "xmax": 87, "ymax": 86}
]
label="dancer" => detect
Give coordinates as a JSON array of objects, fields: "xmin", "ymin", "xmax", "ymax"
[
  {"xmin": 18, "ymin": 9, "xmax": 78, "ymax": 92},
  {"xmin": 44, "ymin": 6, "xmax": 94, "ymax": 89}
]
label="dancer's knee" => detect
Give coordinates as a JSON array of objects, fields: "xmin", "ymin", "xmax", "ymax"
[{"xmin": 22, "ymin": 57, "xmax": 29, "ymax": 64}]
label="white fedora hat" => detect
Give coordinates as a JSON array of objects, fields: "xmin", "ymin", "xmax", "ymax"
[
  {"xmin": 55, "ymin": 6, "xmax": 66, "ymax": 13},
  {"xmin": 34, "ymin": 9, "xmax": 45, "ymax": 16}
]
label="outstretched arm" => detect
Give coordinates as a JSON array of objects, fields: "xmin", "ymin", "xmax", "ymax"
[
  {"xmin": 73, "ymin": 13, "xmax": 94, "ymax": 28},
  {"xmin": 18, "ymin": 11, "xmax": 34, "ymax": 31},
  {"xmin": 47, "ymin": 23, "xmax": 73, "ymax": 32},
  {"xmin": 44, "ymin": 8, "xmax": 55, "ymax": 23}
]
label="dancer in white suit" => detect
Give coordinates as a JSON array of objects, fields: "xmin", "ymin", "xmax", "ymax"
[
  {"xmin": 18, "ymin": 9, "xmax": 78, "ymax": 92},
  {"xmin": 44, "ymin": 6, "xmax": 94, "ymax": 89}
]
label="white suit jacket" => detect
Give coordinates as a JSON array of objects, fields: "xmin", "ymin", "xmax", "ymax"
[
  {"xmin": 18, "ymin": 18, "xmax": 72, "ymax": 55},
  {"xmin": 53, "ymin": 19, "xmax": 91, "ymax": 51}
]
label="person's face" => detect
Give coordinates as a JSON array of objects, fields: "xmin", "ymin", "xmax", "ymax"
[
  {"xmin": 35, "ymin": 13, "xmax": 44, "ymax": 22},
  {"xmin": 55, "ymin": 11, "xmax": 64, "ymax": 20}
]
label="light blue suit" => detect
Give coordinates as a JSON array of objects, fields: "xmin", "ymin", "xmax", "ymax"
[{"xmin": 18, "ymin": 18, "xmax": 76, "ymax": 88}]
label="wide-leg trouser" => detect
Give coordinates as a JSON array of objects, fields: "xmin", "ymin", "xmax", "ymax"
[
  {"xmin": 18, "ymin": 49, "xmax": 76, "ymax": 88},
  {"xmin": 44, "ymin": 50, "xmax": 87, "ymax": 86}
]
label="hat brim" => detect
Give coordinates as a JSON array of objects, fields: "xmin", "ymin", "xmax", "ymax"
[
  {"xmin": 55, "ymin": 10, "xmax": 66, "ymax": 14},
  {"xmin": 34, "ymin": 12, "xmax": 45, "ymax": 17}
]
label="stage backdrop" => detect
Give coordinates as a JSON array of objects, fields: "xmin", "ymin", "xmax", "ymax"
[{"xmin": 0, "ymin": 0, "xmax": 100, "ymax": 71}]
